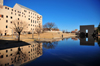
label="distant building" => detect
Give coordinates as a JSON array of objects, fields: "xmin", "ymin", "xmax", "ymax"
[
  {"xmin": 0, "ymin": 0, "xmax": 42, "ymax": 35},
  {"xmin": 71, "ymin": 29, "xmax": 78, "ymax": 33}
]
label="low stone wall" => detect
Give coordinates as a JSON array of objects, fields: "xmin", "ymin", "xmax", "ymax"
[{"xmin": 45, "ymin": 31, "xmax": 62, "ymax": 33}]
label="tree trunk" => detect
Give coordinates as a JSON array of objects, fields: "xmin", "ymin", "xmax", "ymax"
[{"xmin": 18, "ymin": 32, "xmax": 20, "ymax": 41}]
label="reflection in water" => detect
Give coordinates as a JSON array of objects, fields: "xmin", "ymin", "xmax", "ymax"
[
  {"xmin": 96, "ymin": 37, "xmax": 100, "ymax": 47},
  {"xmin": 80, "ymin": 36, "xmax": 94, "ymax": 46},
  {"xmin": 71, "ymin": 37, "xmax": 78, "ymax": 41},
  {"xmin": 0, "ymin": 42, "xmax": 42, "ymax": 66},
  {"xmin": 43, "ymin": 42, "xmax": 58, "ymax": 49}
]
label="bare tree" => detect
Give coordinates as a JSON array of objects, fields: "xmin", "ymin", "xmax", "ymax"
[
  {"xmin": 35, "ymin": 24, "xmax": 42, "ymax": 39},
  {"xmin": 11, "ymin": 19, "xmax": 28, "ymax": 41},
  {"xmin": 43, "ymin": 22, "xmax": 56, "ymax": 31}
]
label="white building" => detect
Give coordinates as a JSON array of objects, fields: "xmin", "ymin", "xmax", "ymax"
[{"xmin": 0, "ymin": 0, "xmax": 42, "ymax": 35}]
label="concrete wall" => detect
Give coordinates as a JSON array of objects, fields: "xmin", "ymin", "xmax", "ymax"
[{"xmin": 80, "ymin": 25, "xmax": 94, "ymax": 36}]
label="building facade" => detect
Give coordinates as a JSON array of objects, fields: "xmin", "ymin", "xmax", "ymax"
[{"xmin": 0, "ymin": 0, "xmax": 42, "ymax": 35}]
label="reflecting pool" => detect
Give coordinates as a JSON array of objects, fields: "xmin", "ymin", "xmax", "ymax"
[
  {"xmin": 24, "ymin": 37, "xmax": 100, "ymax": 66},
  {"xmin": 0, "ymin": 37, "xmax": 100, "ymax": 66}
]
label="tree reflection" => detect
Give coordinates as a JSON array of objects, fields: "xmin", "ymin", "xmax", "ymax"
[
  {"xmin": 43, "ymin": 41, "xmax": 58, "ymax": 49},
  {"xmin": 96, "ymin": 37, "xmax": 100, "ymax": 47},
  {"xmin": 11, "ymin": 47, "xmax": 28, "ymax": 66},
  {"xmin": 37, "ymin": 43, "xmax": 43, "ymax": 56}
]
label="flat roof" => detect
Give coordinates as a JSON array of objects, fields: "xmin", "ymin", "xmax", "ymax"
[{"xmin": 16, "ymin": 3, "xmax": 38, "ymax": 14}]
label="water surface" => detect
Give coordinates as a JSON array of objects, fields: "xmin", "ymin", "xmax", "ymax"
[{"xmin": 23, "ymin": 37, "xmax": 100, "ymax": 66}]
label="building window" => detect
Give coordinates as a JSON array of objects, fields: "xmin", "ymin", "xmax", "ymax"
[
  {"xmin": 5, "ymin": 7, "xmax": 7, "ymax": 9},
  {"xmin": 1, "ymin": 15, "xmax": 3, "ymax": 18},
  {"xmin": 15, "ymin": 13, "xmax": 16, "ymax": 15},
  {"xmin": 28, "ymin": 24, "xmax": 30, "ymax": 26},
  {"xmin": 18, "ymin": 14, "xmax": 21, "ymax": 16},
  {"xmin": 15, "ymin": 10, "xmax": 16, "ymax": 12},
  {"xmin": 6, "ymin": 20, "xmax": 8, "ymax": 23},
  {"xmin": 22, "ymin": 12, "xmax": 24, "ymax": 14},
  {"xmin": 6, "ymin": 25, "xmax": 8, "ymax": 28},
  {"xmin": 22, "ymin": 15, "xmax": 23, "ymax": 17},
  {"xmin": 6, "ymin": 16, "xmax": 8, "ymax": 18},
  {"xmin": 33, "ymin": 25, "xmax": 34, "ymax": 26},
  {"xmin": 29, "ymin": 15, "xmax": 30, "ymax": 17},
  {"xmin": 12, "ymin": 61, "xmax": 13, "ymax": 63},
  {"xmin": 24, "ymin": 10, "xmax": 27, "ymax": 12},
  {"xmin": 0, "ymin": 55, "xmax": 3, "ymax": 58},
  {"xmin": 33, "ymin": 13, "xmax": 34, "ymax": 15},
  {"xmin": 11, "ymin": 58, "xmax": 13, "ymax": 60},
  {"xmin": 6, "ymin": 55, "xmax": 8, "ymax": 57},
  {"xmin": 10, "ymin": 54, "xmax": 12, "ymax": 56},
  {"xmin": 11, "ymin": 21, "xmax": 12, "ymax": 23},
  {"xmin": 8, "ymin": 8, "xmax": 9, "ymax": 10},
  {"xmin": 18, "ymin": 11, "xmax": 21, "ymax": 13},
  {"xmin": 11, "ymin": 12, "xmax": 13, "ymax": 14},
  {"xmin": 31, "ymin": 49, "xmax": 32, "ymax": 52},
  {"xmin": 12, "ymin": 9, "xmax": 13, "ymax": 11},
  {"xmin": 33, "ymin": 20, "xmax": 34, "ymax": 23},
  {"xmin": 18, "ymin": 18, "xmax": 19, "ymax": 20},
  {"xmin": 28, "ymin": 18, "xmax": 30, "ymax": 20},
  {"xmin": 25, "ymin": 16, "xmax": 26, "ymax": 18},
  {"xmin": 31, "ymin": 16, "xmax": 32, "ymax": 18},
  {"xmin": 35, "ymin": 21, "xmax": 36, "ymax": 23},
  {"xmin": 37, "ymin": 21, "xmax": 38, "ymax": 23},
  {"xmin": 31, "ymin": 24, "xmax": 32, "ymax": 26},
  {"xmin": 31, "ymin": 20, "xmax": 32, "ymax": 23},
  {"xmin": 28, "ymin": 51, "xmax": 30, "ymax": 53},
  {"xmin": 11, "ymin": 16, "xmax": 12, "ymax": 19},
  {"xmin": 29, "ymin": 12, "xmax": 30, "ymax": 13}
]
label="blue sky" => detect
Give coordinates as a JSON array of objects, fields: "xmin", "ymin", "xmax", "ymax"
[{"xmin": 4, "ymin": 0, "xmax": 100, "ymax": 32}]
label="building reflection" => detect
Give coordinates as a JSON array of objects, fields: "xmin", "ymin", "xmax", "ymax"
[
  {"xmin": 43, "ymin": 41, "xmax": 58, "ymax": 49},
  {"xmin": 0, "ymin": 40, "xmax": 42, "ymax": 66},
  {"xmin": 80, "ymin": 36, "xmax": 94, "ymax": 46},
  {"xmin": 71, "ymin": 36, "xmax": 79, "ymax": 41},
  {"xmin": 71, "ymin": 38, "xmax": 78, "ymax": 41}
]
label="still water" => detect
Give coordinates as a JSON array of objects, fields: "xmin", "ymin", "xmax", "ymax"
[
  {"xmin": 0, "ymin": 37, "xmax": 100, "ymax": 66},
  {"xmin": 24, "ymin": 37, "xmax": 100, "ymax": 66}
]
